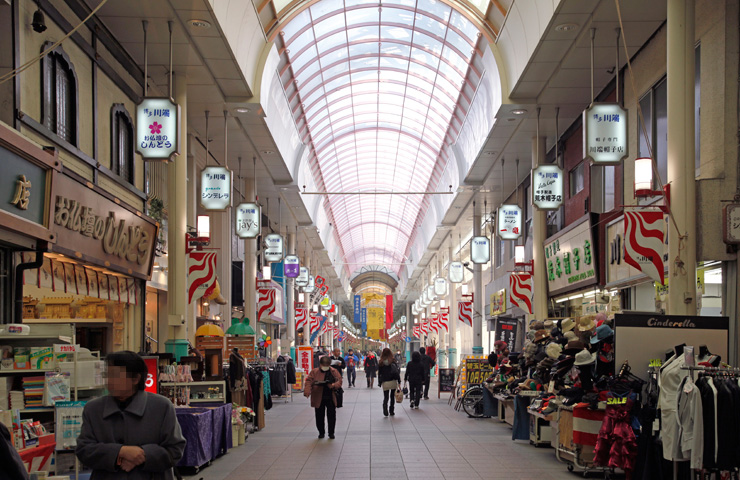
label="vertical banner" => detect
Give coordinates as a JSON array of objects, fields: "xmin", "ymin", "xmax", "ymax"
[
  {"xmin": 187, "ymin": 251, "xmax": 217, "ymax": 304},
  {"xmin": 257, "ymin": 288, "xmax": 276, "ymax": 321},
  {"xmin": 494, "ymin": 318, "xmax": 519, "ymax": 354},
  {"xmin": 624, "ymin": 210, "xmax": 665, "ymax": 285},
  {"xmin": 361, "ymin": 308, "xmax": 367, "ymax": 333},
  {"xmin": 458, "ymin": 301, "xmax": 473, "ymax": 326},
  {"xmin": 509, "ymin": 274, "xmax": 534, "ymax": 315},
  {"xmin": 298, "ymin": 346, "xmax": 313, "ymax": 373},
  {"xmin": 385, "ymin": 295, "xmax": 394, "ymax": 329},
  {"xmin": 354, "ymin": 295, "xmax": 361, "ymax": 316}
]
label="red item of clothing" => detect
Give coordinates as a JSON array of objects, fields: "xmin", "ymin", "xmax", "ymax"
[{"xmin": 594, "ymin": 400, "xmax": 638, "ymax": 473}]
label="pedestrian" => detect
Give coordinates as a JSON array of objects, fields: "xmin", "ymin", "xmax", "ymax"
[
  {"xmin": 364, "ymin": 351, "xmax": 378, "ymax": 387},
  {"xmin": 377, "ymin": 348, "xmax": 401, "ymax": 416},
  {"xmin": 404, "ymin": 351, "xmax": 426, "ymax": 409},
  {"xmin": 419, "ymin": 347, "xmax": 436, "ymax": 400},
  {"xmin": 395, "ymin": 350, "xmax": 404, "ymax": 365},
  {"xmin": 76, "ymin": 351, "xmax": 186, "ymax": 479},
  {"xmin": 344, "ymin": 348, "xmax": 359, "ymax": 387},
  {"xmin": 303, "ymin": 355, "xmax": 342, "ymax": 439},
  {"xmin": 330, "ymin": 348, "xmax": 346, "ymax": 378}
]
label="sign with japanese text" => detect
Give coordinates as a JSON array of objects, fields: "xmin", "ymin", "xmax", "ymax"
[
  {"xmin": 723, "ymin": 203, "xmax": 740, "ymax": 244},
  {"xmin": 298, "ymin": 346, "xmax": 313, "ymax": 374},
  {"xmin": 464, "ymin": 358, "xmax": 493, "ymax": 386},
  {"xmin": 264, "ymin": 234, "xmax": 284, "ymax": 262},
  {"xmin": 200, "ymin": 166, "xmax": 232, "ymax": 211},
  {"xmin": 367, "ymin": 307, "xmax": 384, "ymax": 331},
  {"xmin": 494, "ymin": 318, "xmax": 519, "ymax": 354},
  {"xmin": 544, "ymin": 217, "xmax": 597, "ymax": 295},
  {"xmin": 136, "ymin": 97, "xmax": 179, "ymax": 161},
  {"xmin": 470, "ymin": 236, "xmax": 490, "ymax": 264},
  {"xmin": 235, "ymin": 203, "xmax": 260, "ymax": 238},
  {"xmin": 304, "ymin": 275, "xmax": 315, "ymax": 293},
  {"xmin": 490, "ymin": 289, "xmax": 506, "ymax": 316},
  {"xmin": 496, "ymin": 205, "xmax": 522, "ymax": 240},
  {"xmin": 449, "ymin": 261, "xmax": 464, "ymax": 283},
  {"xmin": 284, "ymin": 255, "xmax": 300, "ymax": 278},
  {"xmin": 296, "ymin": 267, "xmax": 309, "ymax": 287},
  {"xmin": 434, "ymin": 277, "xmax": 447, "ymax": 296},
  {"xmin": 583, "ymin": 103, "xmax": 628, "ymax": 165},
  {"xmin": 606, "ymin": 215, "xmax": 668, "ymax": 287},
  {"xmin": 353, "ymin": 295, "xmax": 361, "ymax": 316},
  {"xmin": 532, "ymin": 165, "xmax": 564, "ymax": 210},
  {"xmin": 361, "ymin": 308, "xmax": 367, "ymax": 333}
]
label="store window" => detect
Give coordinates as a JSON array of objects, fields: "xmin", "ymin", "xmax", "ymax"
[
  {"xmin": 111, "ymin": 104, "xmax": 134, "ymax": 184},
  {"xmin": 41, "ymin": 44, "xmax": 77, "ymax": 145},
  {"xmin": 570, "ymin": 162, "xmax": 585, "ymax": 197},
  {"xmin": 638, "ymin": 77, "xmax": 667, "ymax": 188}
]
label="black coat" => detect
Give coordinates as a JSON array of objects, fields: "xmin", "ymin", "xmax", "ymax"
[
  {"xmin": 420, "ymin": 353, "xmax": 435, "ymax": 379},
  {"xmin": 0, "ymin": 422, "xmax": 27, "ymax": 480},
  {"xmin": 364, "ymin": 356, "xmax": 378, "ymax": 375},
  {"xmin": 404, "ymin": 361, "xmax": 426, "ymax": 385},
  {"xmin": 378, "ymin": 362, "xmax": 401, "ymax": 384},
  {"xmin": 330, "ymin": 355, "xmax": 346, "ymax": 374}
]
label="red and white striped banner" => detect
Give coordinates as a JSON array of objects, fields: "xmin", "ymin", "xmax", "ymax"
[
  {"xmin": 333, "ymin": 327, "xmax": 341, "ymax": 339},
  {"xmin": 320, "ymin": 320, "xmax": 330, "ymax": 335},
  {"xmin": 429, "ymin": 314, "xmax": 441, "ymax": 333},
  {"xmin": 509, "ymin": 273, "xmax": 534, "ymax": 314},
  {"xmin": 624, "ymin": 210, "xmax": 665, "ymax": 285},
  {"xmin": 295, "ymin": 308, "xmax": 308, "ymax": 330},
  {"xmin": 309, "ymin": 315, "xmax": 321, "ymax": 335},
  {"xmin": 458, "ymin": 301, "xmax": 473, "ymax": 326},
  {"xmin": 439, "ymin": 312, "xmax": 450, "ymax": 332},
  {"xmin": 420, "ymin": 320, "xmax": 430, "ymax": 335},
  {"xmin": 412, "ymin": 325, "xmax": 421, "ymax": 337},
  {"xmin": 257, "ymin": 288, "xmax": 276, "ymax": 321},
  {"xmin": 187, "ymin": 252, "xmax": 217, "ymax": 304}
]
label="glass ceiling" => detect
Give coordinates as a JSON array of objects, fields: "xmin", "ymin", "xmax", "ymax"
[{"xmin": 281, "ymin": 0, "xmax": 480, "ymax": 275}]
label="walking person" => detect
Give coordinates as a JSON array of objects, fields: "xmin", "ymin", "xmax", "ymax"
[
  {"xmin": 405, "ymin": 351, "xmax": 426, "ymax": 409},
  {"xmin": 377, "ymin": 348, "xmax": 401, "ymax": 416},
  {"xmin": 330, "ymin": 348, "xmax": 346, "ymax": 379},
  {"xmin": 76, "ymin": 351, "xmax": 186, "ymax": 479},
  {"xmin": 419, "ymin": 347, "xmax": 436, "ymax": 400},
  {"xmin": 364, "ymin": 351, "xmax": 378, "ymax": 388},
  {"xmin": 303, "ymin": 356, "xmax": 342, "ymax": 439},
  {"xmin": 344, "ymin": 348, "xmax": 359, "ymax": 387}
]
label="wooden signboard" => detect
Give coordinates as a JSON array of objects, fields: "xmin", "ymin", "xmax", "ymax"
[
  {"xmin": 438, "ymin": 368, "xmax": 455, "ymax": 398},
  {"xmin": 226, "ymin": 335, "xmax": 258, "ymax": 362}
]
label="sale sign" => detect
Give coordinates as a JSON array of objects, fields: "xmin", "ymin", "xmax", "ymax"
[{"xmin": 141, "ymin": 356, "xmax": 159, "ymax": 394}]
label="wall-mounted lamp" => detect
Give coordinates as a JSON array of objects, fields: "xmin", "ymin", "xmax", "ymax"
[
  {"xmin": 262, "ymin": 265, "xmax": 271, "ymax": 280},
  {"xmin": 634, "ymin": 157, "xmax": 671, "ymax": 212},
  {"xmin": 440, "ymin": 299, "xmax": 446, "ymax": 308},
  {"xmin": 431, "ymin": 305, "xmax": 436, "ymax": 314},
  {"xmin": 197, "ymin": 215, "xmax": 211, "ymax": 239},
  {"xmin": 186, "ymin": 215, "xmax": 211, "ymax": 252},
  {"xmin": 313, "ymin": 305, "xmax": 319, "ymax": 313},
  {"xmin": 461, "ymin": 284, "xmax": 469, "ymax": 295},
  {"xmin": 298, "ymin": 292, "xmax": 305, "ymax": 303},
  {"xmin": 515, "ymin": 245, "xmax": 525, "ymax": 264}
]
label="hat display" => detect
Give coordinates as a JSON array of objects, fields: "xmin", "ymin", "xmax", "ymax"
[
  {"xmin": 563, "ymin": 340, "xmax": 586, "ymax": 356},
  {"xmin": 553, "ymin": 357, "xmax": 576, "ymax": 377},
  {"xmin": 546, "ymin": 342, "xmax": 562, "ymax": 360},
  {"xmin": 577, "ymin": 316, "xmax": 596, "ymax": 332},
  {"xmin": 564, "ymin": 331, "xmax": 578, "ymax": 342},
  {"xmin": 543, "ymin": 319, "xmax": 554, "ymax": 330},
  {"xmin": 560, "ymin": 318, "xmax": 575, "ymax": 332},
  {"xmin": 524, "ymin": 342, "xmax": 538, "ymax": 358},
  {"xmin": 530, "ymin": 321, "xmax": 545, "ymax": 331},
  {"xmin": 590, "ymin": 324, "xmax": 614, "ymax": 344},
  {"xmin": 574, "ymin": 349, "xmax": 597, "ymax": 366},
  {"xmin": 533, "ymin": 329, "xmax": 549, "ymax": 343}
]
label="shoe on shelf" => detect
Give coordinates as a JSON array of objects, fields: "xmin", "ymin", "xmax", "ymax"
[
  {"xmin": 318, "ymin": 434, "xmax": 325, "ymax": 439},
  {"xmin": 329, "ymin": 434, "xmax": 335, "ymax": 439}
]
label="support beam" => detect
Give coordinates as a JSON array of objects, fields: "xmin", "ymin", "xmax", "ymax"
[
  {"xmin": 532, "ymin": 135, "xmax": 549, "ymax": 320},
  {"xmin": 473, "ymin": 208, "xmax": 483, "ymax": 354}
]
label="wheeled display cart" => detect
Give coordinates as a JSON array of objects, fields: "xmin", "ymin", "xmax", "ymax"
[{"xmin": 554, "ymin": 404, "xmax": 614, "ymax": 477}]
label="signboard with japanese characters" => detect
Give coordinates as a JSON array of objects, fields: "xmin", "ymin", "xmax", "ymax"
[
  {"xmin": 470, "ymin": 236, "xmax": 490, "ymax": 264},
  {"xmin": 434, "ymin": 277, "xmax": 448, "ymax": 296},
  {"xmin": 136, "ymin": 97, "xmax": 179, "ymax": 161},
  {"xmin": 606, "ymin": 215, "xmax": 668, "ymax": 287},
  {"xmin": 284, "ymin": 255, "xmax": 300, "ymax": 278},
  {"xmin": 200, "ymin": 166, "xmax": 232, "ymax": 211},
  {"xmin": 490, "ymin": 289, "xmax": 506, "ymax": 316},
  {"xmin": 264, "ymin": 234, "xmax": 284, "ymax": 262},
  {"xmin": 235, "ymin": 203, "xmax": 260, "ymax": 238},
  {"xmin": 544, "ymin": 216, "xmax": 597, "ymax": 295},
  {"xmin": 532, "ymin": 165, "xmax": 564, "ymax": 210},
  {"xmin": 296, "ymin": 267, "xmax": 309, "ymax": 287},
  {"xmin": 722, "ymin": 203, "xmax": 740, "ymax": 244},
  {"xmin": 583, "ymin": 103, "xmax": 628, "ymax": 165},
  {"xmin": 496, "ymin": 205, "xmax": 522, "ymax": 240},
  {"xmin": 449, "ymin": 261, "xmax": 464, "ymax": 283}
]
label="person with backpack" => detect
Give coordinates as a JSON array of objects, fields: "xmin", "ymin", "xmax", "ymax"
[
  {"xmin": 377, "ymin": 348, "xmax": 402, "ymax": 416},
  {"xmin": 344, "ymin": 348, "xmax": 359, "ymax": 387},
  {"xmin": 364, "ymin": 351, "xmax": 378, "ymax": 388},
  {"xmin": 404, "ymin": 351, "xmax": 426, "ymax": 409}
]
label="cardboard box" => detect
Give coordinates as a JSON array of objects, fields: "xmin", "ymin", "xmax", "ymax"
[
  {"xmin": 14, "ymin": 347, "xmax": 30, "ymax": 369},
  {"xmin": 30, "ymin": 348, "xmax": 54, "ymax": 370}
]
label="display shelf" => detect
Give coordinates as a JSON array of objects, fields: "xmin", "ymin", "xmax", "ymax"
[
  {"xmin": 23, "ymin": 318, "xmax": 112, "ymax": 324},
  {"xmin": 0, "ymin": 367, "xmax": 56, "ymax": 374},
  {"xmin": 161, "ymin": 381, "xmax": 223, "ymax": 386},
  {"xmin": 189, "ymin": 398, "xmax": 225, "ymax": 403},
  {"xmin": 19, "ymin": 408, "xmax": 55, "ymax": 413}
]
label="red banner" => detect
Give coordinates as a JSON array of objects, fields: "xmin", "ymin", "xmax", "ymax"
[
  {"xmin": 509, "ymin": 273, "xmax": 534, "ymax": 314},
  {"xmin": 624, "ymin": 210, "xmax": 665, "ymax": 285},
  {"xmin": 187, "ymin": 252, "xmax": 217, "ymax": 304},
  {"xmin": 257, "ymin": 288, "xmax": 276, "ymax": 321},
  {"xmin": 295, "ymin": 308, "xmax": 308, "ymax": 330},
  {"xmin": 386, "ymin": 295, "xmax": 393, "ymax": 328},
  {"xmin": 458, "ymin": 301, "xmax": 473, "ymax": 326}
]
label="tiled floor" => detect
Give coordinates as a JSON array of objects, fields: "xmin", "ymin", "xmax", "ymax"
[{"xmin": 184, "ymin": 372, "xmax": 578, "ymax": 480}]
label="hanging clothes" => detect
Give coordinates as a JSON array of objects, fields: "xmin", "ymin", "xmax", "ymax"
[
  {"xmin": 594, "ymin": 392, "xmax": 639, "ymax": 474},
  {"xmin": 675, "ymin": 376, "xmax": 703, "ymax": 469},
  {"xmin": 695, "ymin": 376, "xmax": 718, "ymax": 470},
  {"xmin": 714, "ymin": 377, "xmax": 740, "ymax": 470},
  {"xmin": 657, "ymin": 352, "xmax": 688, "ymax": 461},
  {"xmin": 262, "ymin": 370, "xmax": 272, "ymax": 397}
]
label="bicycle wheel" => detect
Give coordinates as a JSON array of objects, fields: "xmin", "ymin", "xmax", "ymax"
[{"xmin": 462, "ymin": 386, "xmax": 485, "ymax": 418}]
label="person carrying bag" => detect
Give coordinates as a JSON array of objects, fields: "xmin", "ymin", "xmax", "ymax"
[{"xmin": 378, "ymin": 348, "xmax": 402, "ymax": 416}]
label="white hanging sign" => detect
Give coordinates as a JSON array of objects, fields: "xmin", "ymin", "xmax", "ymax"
[
  {"xmin": 532, "ymin": 165, "xmax": 564, "ymax": 211},
  {"xmin": 200, "ymin": 166, "xmax": 232, "ymax": 211},
  {"xmin": 583, "ymin": 103, "xmax": 628, "ymax": 165},
  {"xmin": 449, "ymin": 261, "xmax": 464, "ymax": 283},
  {"xmin": 497, "ymin": 205, "xmax": 522, "ymax": 240},
  {"xmin": 284, "ymin": 255, "xmax": 300, "ymax": 278},
  {"xmin": 136, "ymin": 97, "xmax": 180, "ymax": 161},
  {"xmin": 304, "ymin": 275, "xmax": 315, "ymax": 293},
  {"xmin": 426, "ymin": 285, "xmax": 436, "ymax": 301},
  {"xmin": 411, "ymin": 304, "xmax": 418, "ymax": 316},
  {"xmin": 471, "ymin": 236, "xmax": 491, "ymax": 264},
  {"xmin": 264, "ymin": 234, "xmax": 284, "ymax": 262},
  {"xmin": 434, "ymin": 277, "xmax": 447, "ymax": 296},
  {"xmin": 296, "ymin": 267, "xmax": 309, "ymax": 287},
  {"xmin": 235, "ymin": 203, "xmax": 260, "ymax": 238}
]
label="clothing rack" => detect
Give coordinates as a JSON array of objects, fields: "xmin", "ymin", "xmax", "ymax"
[
  {"xmin": 680, "ymin": 365, "xmax": 740, "ymax": 374},
  {"xmin": 272, "ymin": 363, "xmax": 292, "ymax": 403}
]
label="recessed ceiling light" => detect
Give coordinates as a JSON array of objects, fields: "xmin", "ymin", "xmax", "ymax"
[
  {"xmin": 555, "ymin": 23, "xmax": 578, "ymax": 32},
  {"xmin": 484, "ymin": 151, "xmax": 496, "ymax": 156},
  {"xmin": 235, "ymin": 107, "xmax": 249, "ymax": 113},
  {"xmin": 188, "ymin": 19, "xmax": 212, "ymax": 28},
  {"xmin": 262, "ymin": 150, "xmax": 275, "ymax": 154},
  {"xmin": 511, "ymin": 109, "xmax": 528, "ymax": 115}
]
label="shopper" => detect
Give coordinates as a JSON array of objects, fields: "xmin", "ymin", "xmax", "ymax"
[
  {"xmin": 377, "ymin": 348, "xmax": 401, "ymax": 416},
  {"xmin": 405, "ymin": 351, "xmax": 426, "ymax": 409},
  {"xmin": 419, "ymin": 347, "xmax": 436, "ymax": 400},
  {"xmin": 76, "ymin": 351, "xmax": 186, "ymax": 479},
  {"xmin": 0, "ymin": 421, "xmax": 27, "ymax": 480},
  {"xmin": 364, "ymin": 351, "xmax": 378, "ymax": 388},
  {"xmin": 330, "ymin": 348, "xmax": 346, "ymax": 378},
  {"xmin": 344, "ymin": 348, "xmax": 359, "ymax": 387},
  {"xmin": 395, "ymin": 350, "xmax": 404, "ymax": 365},
  {"xmin": 303, "ymin": 355, "xmax": 342, "ymax": 439}
]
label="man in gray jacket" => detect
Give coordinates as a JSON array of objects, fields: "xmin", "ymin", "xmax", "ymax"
[{"xmin": 76, "ymin": 351, "xmax": 186, "ymax": 479}]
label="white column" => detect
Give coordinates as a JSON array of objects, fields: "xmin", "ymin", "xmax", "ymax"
[
  {"xmin": 473, "ymin": 207, "xmax": 484, "ymax": 354},
  {"xmin": 406, "ymin": 302, "xmax": 412, "ymax": 362},
  {"xmin": 243, "ymin": 176, "xmax": 257, "ymax": 328},
  {"xmin": 532, "ymin": 135, "xmax": 549, "ymax": 319},
  {"xmin": 448, "ymin": 246, "xmax": 458, "ymax": 367},
  {"xmin": 304, "ymin": 254, "xmax": 311, "ymax": 346},
  {"xmin": 286, "ymin": 233, "xmax": 296, "ymax": 356}
]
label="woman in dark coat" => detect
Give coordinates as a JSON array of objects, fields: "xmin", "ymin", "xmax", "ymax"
[
  {"xmin": 378, "ymin": 348, "xmax": 401, "ymax": 416},
  {"xmin": 405, "ymin": 351, "xmax": 426, "ymax": 409},
  {"xmin": 364, "ymin": 352, "xmax": 378, "ymax": 388},
  {"xmin": 303, "ymin": 355, "xmax": 343, "ymax": 439}
]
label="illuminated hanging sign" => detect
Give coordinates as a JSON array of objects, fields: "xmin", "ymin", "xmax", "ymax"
[
  {"xmin": 264, "ymin": 234, "xmax": 284, "ymax": 262},
  {"xmin": 532, "ymin": 165, "xmax": 564, "ymax": 211},
  {"xmin": 449, "ymin": 261, "xmax": 464, "ymax": 283},
  {"xmin": 304, "ymin": 275, "xmax": 315, "ymax": 293},
  {"xmin": 235, "ymin": 203, "xmax": 260, "ymax": 238},
  {"xmin": 583, "ymin": 103, "xmax": 628, "ymax": 165},
  {"xmin": 471, "ymin": 236, "xmax": 491, "ymax": 264},
  {"xmin": 434, "ymin": 277, "xmax": 447, "ymax": 296},
  {"xmin": 296, "ymin": 267, "xmax": 309, "ymax": 287},
  {"xmin": 200, "ymin": 166, "xmax": 232, "ymax": 211},
  {"xmin": 497, "ymin": 205, "xmax": 522, "ymax": 240},
  {"xmin": 284, "ymin": 255, "xmax": 300, "ymax": 278},
  {"xmin": 136, "ymin": 97, "xmax": 179, "ymax": 161},
  {"xmin": 426, "ymin": 285, "xmax": 436, "ymax": 302}
]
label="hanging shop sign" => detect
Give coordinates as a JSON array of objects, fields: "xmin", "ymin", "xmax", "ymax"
[
  {"xmin": 235, "ymin": 203, "xmax": 260, "ymax": 238},
  {"xmin": 304, "ymin": 275, "xmax": 315, "ymax": 293},
  {"xmin": 135, "ymin": 97, "xmax": 180, "ymax": 161},
  {"xmin": 470, "ymin": 236, "xmax": 491, "ymax": 264},
  {"xmin": 490, "ymin": 289, "xmax": 506, "ymax": 316},
  {"xmin": 493, "ymin": 317, "xmax": 519, "ymax": 354},
  {"xmin": 296, "ymin": 267, "xmax": 309, "ymax": 287},
  {"xmin": 434, "ymin": 277, "xmax": 447, "ymax": 296},
  {"xmin": 411, "ymin": 303, "xmax": 418, "ymax": 316},
  {"xmin": 51, "ymin": 173, "xmax": 158, "ymax": 279},
  {"xmin": 187, "ymin": 251, "xmax": 217, "ymax": 304},
  {"xmin": 315, "ymin": 276, "xmax": 325, "ymax": 287},
  {"xmin": 200, "ymin": 166, "xmax": 232, "ymax": 211},
  {"xmin": 449, "ymin": 261, "xmax": 464, "ymax": 283},
  {"xmin": 496, "ymin": 205, "xmax": 522, "ymax": 240},
  {"xmin": 624, "ymin": 210, "xmax": 666, "ymax": 285},
  {"xmin": 544, "ymin": 216, "xmax": 596, "ymax": 295},
  {"xmin": 509, "ymin": 273, "xmax": 534, "ymax": 315},
  {"xmin": 264, "ymin": 234, "xmax": 284, "ymax": 262},
  {"xmin": 606, "ymin": 215, "xmax": 669, "ymax": 287},
  {"xmin": 284, "ymin": 255, "xmax": 300, "ymax": 278},
  {"xmin": 425, "ymin": 285, "xmax": 436, "ymax": 302},
  {"xmin": 722, "ymin": 203, "xmax": 740, "ymax": 244},
  {"xmin": 353, "ymin": 295, "xmax": 361, "ymax": 316},
  {"xmin": 583, "ymin": 103, "xmax": 628, "ymax": 165},
  {"xmin": 532, "ymin": 165, "xmax": 564, "ymax": 210}
]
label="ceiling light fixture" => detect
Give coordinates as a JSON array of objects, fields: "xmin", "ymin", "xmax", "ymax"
[
  {"xmin": 188, "ymin": 19, "xmax": 212, "ymax": 28},
  {"xmin": 555, "ymin": 23, "xmax": 578, "ymax": 32},
  {"xmin": 235, "ymin": 107, "xmax": 250, "ymax": 113},
  {"xmin": 262, "ymin": 150, "xmax": 274, "ymax": 155},
  {"xmin": 511, "ymin": 109, "xmax": 528, "ymax": 115}
]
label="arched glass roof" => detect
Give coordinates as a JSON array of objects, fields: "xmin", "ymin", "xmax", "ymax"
[{"xmin": 280, "ymin": 0, "xmax": 481, "ymax": 275}]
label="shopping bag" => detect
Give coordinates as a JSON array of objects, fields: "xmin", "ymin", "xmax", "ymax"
[{"xmin": 395, "ymin": 388, "xmax": 404, "ymax": 404}]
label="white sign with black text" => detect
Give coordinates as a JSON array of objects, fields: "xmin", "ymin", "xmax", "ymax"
[
  {"xmin": 136, "ymin": 97, "xmax": 179, "ymax": 161},
  {"xmin": 235, "ymin": 203, "xmax": 260, "ymax": 238},
  {"xmin": 532, "ymin": 165, "xmax": 564, "ymax": 210},
  {"xmin": 200, "ymin": 166, "xmax": 232, "ymax": 211},
  {"xmin": 497, "ymin": 205, "xmax": 522, "ymax": 240},
  {"xmin": 471, "ymin": 236, "xmax": 491, "ymax": 264},
  {"xmin": 584, "ymin": 103, "xmax": 628, "ymax": 165},
  {"xmin": 264, "ymin": 234, "xmax": 284, "ymax": 263}
]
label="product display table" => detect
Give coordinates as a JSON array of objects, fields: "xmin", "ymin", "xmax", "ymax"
[{"xmin": 175, "ymin": 403, "xmax": 233, "ymax": 470}]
